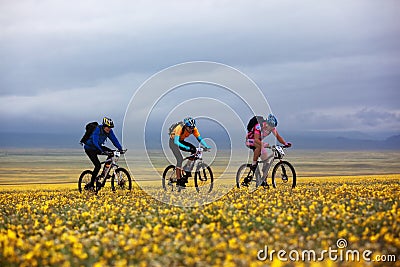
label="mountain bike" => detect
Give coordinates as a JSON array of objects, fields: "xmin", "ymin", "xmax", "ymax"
[
  {"xmin": 162, "ymin": 145, "xmax": 213, "ymax": 193},
  {"xmin": 78, "ymin": 149, "xmax": 132, "ymax": 194},
  {"xmin": 236, "ymin": 145, "xmax": 296, "ymax": 191}
]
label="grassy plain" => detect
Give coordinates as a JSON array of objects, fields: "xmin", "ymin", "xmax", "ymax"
[
  {"xmin": 0, "ymin": 149, "xmax": 399, "ymax": 266},
  {"xmin": 1, "ymin": 149, "xmax": 399, "ymax": 184}
]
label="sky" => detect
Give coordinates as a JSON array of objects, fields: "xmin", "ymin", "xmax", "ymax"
[{"xmin": 1, "ymin": 0, "xmax": 399, "ymax": 145}]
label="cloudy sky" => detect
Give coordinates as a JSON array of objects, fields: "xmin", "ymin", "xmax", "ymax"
[{"xmin": 1, "ymin": 0, "xmax": 399, "ymax": 143}]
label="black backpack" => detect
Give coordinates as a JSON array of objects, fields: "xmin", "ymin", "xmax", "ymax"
[
  {"xmin": 168, "ymin": 121, "xmax": 183, "ymax": 135},
  {"xmin": 247, "ymin": 116, "xmax": 265, "ymax": 132},
  {"xmin": 80, "ymin": 121, "xmax": 99, "ymax": 145}
]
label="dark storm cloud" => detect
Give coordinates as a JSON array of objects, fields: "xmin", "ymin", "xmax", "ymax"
[{"xmin": 0, "ymin": 0, "xmax": 399, "ymax": 136}]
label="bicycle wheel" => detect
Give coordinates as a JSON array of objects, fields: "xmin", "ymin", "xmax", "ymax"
[
  {"xmin": 162, "ymin": 165, "xmax": 177, "ymax": 191},
  {"xmin": 271, "ymin": 161, "xmax": 296, "ymax": 189},
  {"xmin": 194, "ymin": 162, "xmax": 213, "ymax": 193},
  {"xmin": 236, "ymin": 164, "xmax": 261, "ymax": 192},
  {"xmin": 111, "ymin": 168, "xmax": 132, "ymax": 192},
  {"xmin": 78, "ymin": 170, "xmax": 92, "ymax": 193}
]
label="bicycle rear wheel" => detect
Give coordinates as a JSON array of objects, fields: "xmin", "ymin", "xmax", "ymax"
[
  {"xmin": 111, "ymin": 168, "xmax": 132, "ymax": 192},
  {"xmin": 236, "ymin": 164, "xmax": 261, "ymax": 192},
  {"xmin": 271, "ymin": 161, "xmax": 296, "ymax": 189},
  {"xmin": 78, "ymin": 170, "xmax": 93, "ymax": 193},
  {"xmin": 194, "ymin": 163, "xmax": 213, "ymax": 193},
  {"xmin": 162, "ymin": 165, "xmax": 177, "ymax": 191}
]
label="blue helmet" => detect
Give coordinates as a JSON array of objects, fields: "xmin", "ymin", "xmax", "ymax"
[
  {"xmin": 183, "ymin": 117, "xmax": 196, "ymax": 128},
  {"xmin": 266, "ymin": 114, "xmax": 278, "ymax": 127}
]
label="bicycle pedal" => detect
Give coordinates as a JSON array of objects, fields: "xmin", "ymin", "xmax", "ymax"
[
  {"xmin": 241, "ymin": 181, "xmax": 249, "ymax": 187},
  {"xmin": 96, "ymin": 182, "xmax": 102, "ymax": 190}
]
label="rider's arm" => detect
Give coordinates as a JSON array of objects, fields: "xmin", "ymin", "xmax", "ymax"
[
  {"xmin": 174, "ymin": 135, "xmax": 191, "ymax": 151},
  {"xmin": 193, "ymin": 128, "xmax": 210, "ymax": 149},
  {"xmin": 92, "ymin": 127, "xmax": 103, "ymax": 153},
  {"xmin": 108, "ymin": 129, "xmax": 123, "ymax": 151},
  {"xmin": 197, "ymin": 136, "xmax": 210, "ymax": 149},
  {"xmin": 172, "ymin": 125, "xmax": 191, "ymax": 151},
  {"xmin": 272, "ymin": 128, "xmax": 289, "ymax": 146}
]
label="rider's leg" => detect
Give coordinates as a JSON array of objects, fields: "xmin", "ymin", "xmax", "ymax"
[
  {"xmin": 246, "ymin": 138, "xmax": 258, "ymax": 172},
  {"xmin": 261, "ymin": 161, "xmax": 270, "ymax": 182},
  {"xmin": 241, "ymin": 147, "xmax": 257, "ymax": 186},
  {"xmin": 253, "ymin": 148, "xmax": 261, "ymax": 162},
  {"xmin": 169, "ymin": 139, "xmax": 184, "ymax": 181},
  {"xmin": 85, "ymin": 149, "xmax": 101, "ymax": 187},
  {"xmin": 180, "ymin": 140, "xmax": 196, "ymax": 154},
  {"xmin": 179, "ymin": 141, "xmax": 196, "ymax": 180},
  {"xmin": 260, "ymin": 149, "xmax": 271, "ymax": 186},
  {"xmin": 247, "ymin": 139, "xmax": 261, "ymax": 168},
  {"xmin": 252, "ymin": 143, "xmax": 261, "ymax": 170},
  {"xmin": 101, "ymin": 146, "xmax": 113, "ymax": 166}
]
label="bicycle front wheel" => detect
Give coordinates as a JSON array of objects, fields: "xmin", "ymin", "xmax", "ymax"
[
  {"xmin": 194, "ymin": 163, "xmax": 213, "ymax": 193},
  {"xmin": 271, "ymin": 161, "xmax": 296, "ymax": 189},
  {"xmin": 78, "ymin": 170, "xmax": 92, "ymax": 193},
  {"xmin": 111, "ymin": 168, "xmax": 132, "ymax": 192},
  {"xmin": 162, "ymin": 165, "xmax": 177, "ymax": 191}
]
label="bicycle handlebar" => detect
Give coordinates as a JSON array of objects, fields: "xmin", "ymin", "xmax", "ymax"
[
  {"xmin": 102, "ymin": 149, "xmax": 127, "ymax": 156},
  {"xmin": 264, "ymin": 144, "xmax": 291, "ymax": 149},
  {"xmin": 185, "ymin": 147, "xmax": 210, "ymax": 159}
]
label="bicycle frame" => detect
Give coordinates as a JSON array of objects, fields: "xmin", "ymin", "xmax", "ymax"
[
  {"xmin": 79, "ymin": 149, "xmax": 132, "ymax": 193},
  {"xmin": 236, "ymin": 144, "xmax": 295, "ymax": 189},
  {"xmin": 248, "ymin": 145, "xmax": 287, "ymax": 184},
  {"xmin": 182, "ymin": 146, "xmax": 206, "ymax": 174},
  {"xmin": 97, "ymin": 150, "xmax": 124, "ymax": 187},
  {"xmin": 163, "ymin": 144, "xmax": 213, "ymax": 193}
]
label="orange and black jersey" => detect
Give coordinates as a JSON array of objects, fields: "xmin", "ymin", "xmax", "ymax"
[{"xmin": 170, "ymin": 124, "xmax": 200, "ymax": 141}]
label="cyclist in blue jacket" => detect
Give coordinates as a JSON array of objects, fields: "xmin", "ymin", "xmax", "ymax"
[{"xmin": 84, "ymin": 117, "xmax": 123, "ymax": 190}]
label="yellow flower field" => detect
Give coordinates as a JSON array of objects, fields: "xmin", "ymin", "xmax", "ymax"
[{"xmin": 1, "ymin": 175, "xmax": 399, "ymax": 266}]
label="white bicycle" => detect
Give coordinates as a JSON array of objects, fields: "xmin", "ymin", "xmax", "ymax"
[
  {"xmin": 236, "ymin": 145, "xmax": 296, "ymax": 191},
  {"xmin": 162, "ymin": 145, "xmax": 213, "ymax": 193}
]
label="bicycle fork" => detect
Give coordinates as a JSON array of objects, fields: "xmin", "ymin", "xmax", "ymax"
[{"xmin": 278, "ymin": 161, "xmax": 289, "ymax": 182}]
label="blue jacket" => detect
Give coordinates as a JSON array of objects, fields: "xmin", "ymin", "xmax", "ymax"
[{"xmin": 84, "ymin": 125, "xmax": 122, "ymax": 152}]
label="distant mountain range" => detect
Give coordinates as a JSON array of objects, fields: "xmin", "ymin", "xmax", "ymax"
[
  {"xmin": 0, "ymin": 133, "xmax": 84, "ymax": 149},
  {"xmin": 0, "ymin": 132, "xmax": 399, "ymax": 150},
  {"xmin": 286, "ymin": 134, "xmax": 400, "ymax": 150}
]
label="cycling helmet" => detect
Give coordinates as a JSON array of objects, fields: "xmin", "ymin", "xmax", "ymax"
[
  {"xmin": 102, "ymin": 117, "xmax": 114, "ymax": 128},
  {"xmin": 266, "ymin": 114, "xmax": 278, "ymax": 127},
  {"xmin": 183, "ymin": 117, "xmax": 196, "ymax": 128}
]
